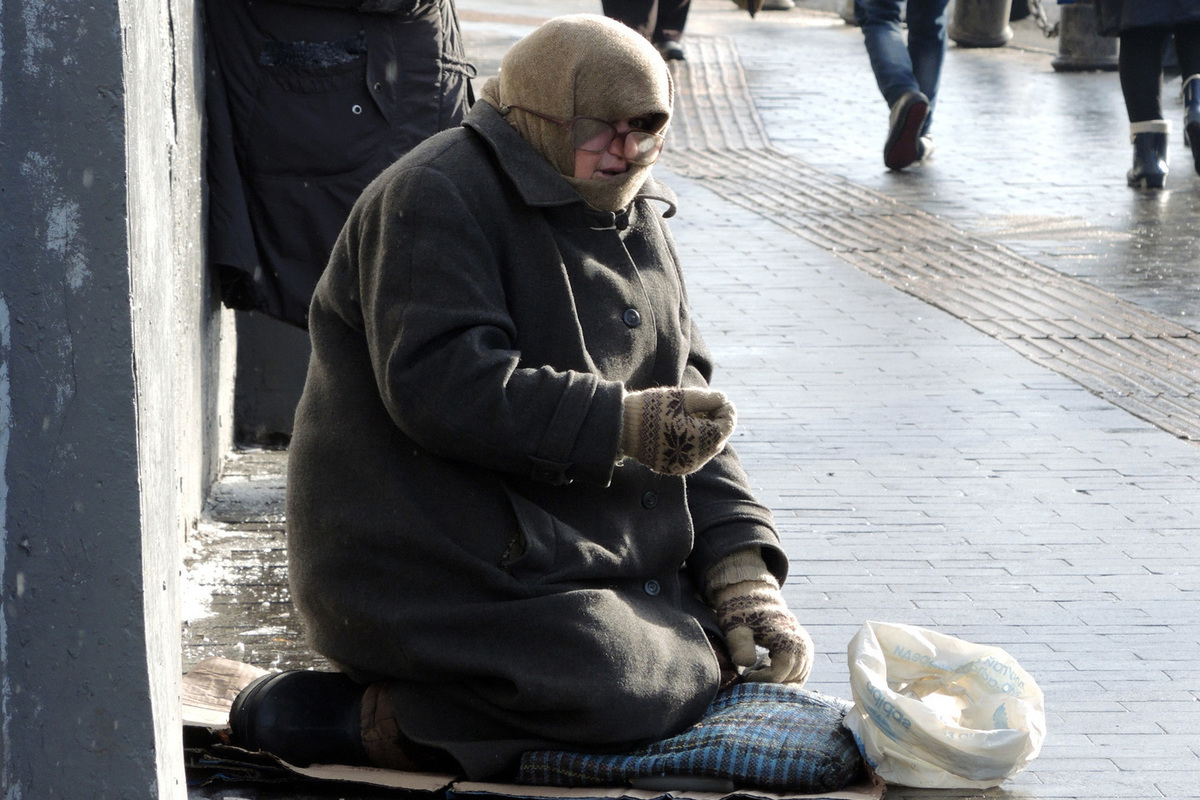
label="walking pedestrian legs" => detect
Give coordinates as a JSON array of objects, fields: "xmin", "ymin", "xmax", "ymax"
[
  {"xmin": 1118, "ymin": 21, "xmax": 1200, "ymax": 188},
  {"xmin": 603, "ymin": 0, "xmax": 692, "ymax": 59},
  {"xmin": 857, "ymin": 0, "xmax": 951, "ymax": 170}
]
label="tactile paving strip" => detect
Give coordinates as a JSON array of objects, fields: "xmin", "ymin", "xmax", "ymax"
[{"xmin": 661, "ymin": 37, "xmax": 1200, "ymax": 442}]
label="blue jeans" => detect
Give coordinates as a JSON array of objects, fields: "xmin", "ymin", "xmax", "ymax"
[{"xmin": 857, "ymin": 0, "xmax": 951, "ymax": 134}]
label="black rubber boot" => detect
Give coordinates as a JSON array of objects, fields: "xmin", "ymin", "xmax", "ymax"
[
  {"xmin": 1127, "ymin": 121, "xmax": 1169, "ymax": 189},
  {"xmin": 1183, "ymin": 75, "xmax": 1200, "ymax": 175},
  {"xmin": 229, "ymin": 670, "xmax": 371, "ymax": 767}
]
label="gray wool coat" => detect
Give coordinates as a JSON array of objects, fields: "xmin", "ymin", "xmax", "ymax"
[{"xmin": 286, "ymin": 101, "xmax": 788, "ymax": 779}]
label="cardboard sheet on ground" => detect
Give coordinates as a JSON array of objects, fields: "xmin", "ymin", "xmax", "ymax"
[{"xmin": 182, "ymin": 658, "xmax": 885, "ymax": 800}]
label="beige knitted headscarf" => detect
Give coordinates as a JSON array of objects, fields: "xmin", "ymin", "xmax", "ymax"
[{"xmin": 479, "ymin": 14, "xmax": 673, "ymax": 212}]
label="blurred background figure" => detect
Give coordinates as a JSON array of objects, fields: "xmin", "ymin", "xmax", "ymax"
[
  {"xmin": 204, "ymin": 0, "xmax": 475, "ymax": 446},
  {"xmin": 205, "ymin": 0, "xmax": 475, "ymax": 329},
  {"xmin": 856, "ymin": 0, "xmax": 951, "ymax": 170},
  {"xmin": 602, "ymin": 0, "xmax": 693, "ymax": 59},
  {"xmin": 1097, "ymin": 0, "xmax": 1200, "ymax": 189}
]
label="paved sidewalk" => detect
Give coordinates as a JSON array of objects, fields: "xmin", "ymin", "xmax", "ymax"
[
  {"xmin": 186, "ymin": 3, "xmax": 1200, "ymax": 798},
  {"xmin": 667, "ymin": 170, "xmax": 1200, "ymax": 800}
]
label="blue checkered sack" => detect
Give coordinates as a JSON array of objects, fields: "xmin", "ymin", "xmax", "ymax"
[{"xmin": 517, "ymin": 683, "xmax": 866, "ymax": 793}]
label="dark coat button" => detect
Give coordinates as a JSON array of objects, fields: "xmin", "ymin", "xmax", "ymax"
[
  {"xmin": 644, "ymin": 579, "xmax": 661, "ymax": 596},
  {"xmin": 641, "ymin": 491, "xmax": 658, "ymax": 509},
  {"xmin": 623, "ymin": 308, "xmax": 641, "ymax": 328}
]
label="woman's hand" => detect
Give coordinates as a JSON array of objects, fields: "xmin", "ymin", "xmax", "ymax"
[
  {"xmin": 712, "ymin": 579, "xmax": 814, "ymax": 685},
  {"xmin": 620, "ymin": 387, "xmax": 736, "ymax": 475}
]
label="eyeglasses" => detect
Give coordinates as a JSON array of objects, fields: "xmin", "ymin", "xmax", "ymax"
[{"xmin": 509, "ymin": 105, "xmax": 666, "ymax": 166}]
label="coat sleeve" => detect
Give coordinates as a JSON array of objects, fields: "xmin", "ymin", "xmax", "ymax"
[{"xmin": 339, "ymin": 163, "xmax": 627, "ymax": 486}]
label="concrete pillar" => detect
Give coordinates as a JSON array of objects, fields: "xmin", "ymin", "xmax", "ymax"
[
  {"xmin": 840, "ymin": 0, "xmax": 858, "ymax": 25},
  {"xmin": 1052, "ymin": 2, "xmax": 1119, "ymax": 72},
  {"xmin": 949, "ymin": 0, "xmax": 1015, "ymax": 47},
  {"xmin": 1, "ymin": 0, "xmax": 219, "ymax": 795}
]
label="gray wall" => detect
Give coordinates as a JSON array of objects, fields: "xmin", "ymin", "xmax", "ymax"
[{"xmin": 0, "ymin": 0, "xmax": 225, "ymax": 794}]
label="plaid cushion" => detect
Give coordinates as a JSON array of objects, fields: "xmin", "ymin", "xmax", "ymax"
[{"xmin": 518, "ymin": 683, "xmax": 866, "ymax": 793}]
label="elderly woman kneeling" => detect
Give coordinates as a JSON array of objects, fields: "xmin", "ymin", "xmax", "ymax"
[{"xmin": 230, "ymin": 14, "xmax": 814, "ymax": 781}]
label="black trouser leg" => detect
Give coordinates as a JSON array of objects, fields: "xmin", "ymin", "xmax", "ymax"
[
  {"xmin": 1173, "ymin": 22, "xmax": 1200, "ymax": 78},
  {"xmin": 602, "ymin": 0, "xmax": 656, "ymax": 39},
  {"xmin": 653, "ymin": 0, "xmax": 691, "ymax": 43},
  {"xmin": 1119, "ymin": 27, "xmax": 1169, "ymax": 122}
]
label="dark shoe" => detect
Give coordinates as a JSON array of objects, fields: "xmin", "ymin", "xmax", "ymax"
[
  {"xmin": 229, "ymin": 670, "xmax": 370, "ymax": 767},
  {"xmin": 1127, "ymin": 121, "xmax": 1169, "ymax": 189},
  {"xmin": 1183, "ymin": 74, "xmax": 1200, "ymax": 175},
  {"xmin": 883, "ymin": 91, "xmax": 930, "ymax": 171},
  {"xmin": 657, "ymin": 40, "xmax": 685, "ymax": 61}
]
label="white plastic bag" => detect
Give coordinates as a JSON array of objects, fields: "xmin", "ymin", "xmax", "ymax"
[{"xmin": 843, "ymin": 621, "xmax": 1045, "ymax": 789}]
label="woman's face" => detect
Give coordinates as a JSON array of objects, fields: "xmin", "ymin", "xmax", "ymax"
[{"xmin": 572, "ymin": 117, "xmax": 655, "ymax": 179}]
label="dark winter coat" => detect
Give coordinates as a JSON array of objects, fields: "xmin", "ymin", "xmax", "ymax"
[
  {"xmin": 286, "ymin": 101, "xmax": 788, "ymax": 779},
  {"xmin": 1096, "ymin": 0, "xmax": 1200, "ymax": 37},
  {"xmin": 204, "ymin": 0, "xmax": 474, "ymax": 328}
]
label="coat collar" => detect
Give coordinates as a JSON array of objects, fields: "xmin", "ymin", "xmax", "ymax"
[{"xmin": 463, "ymin": 102, "xmax": 678, "ymax": 220}]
